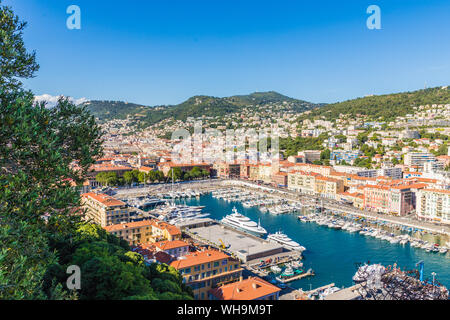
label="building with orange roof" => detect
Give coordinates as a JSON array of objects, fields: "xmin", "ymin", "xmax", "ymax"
[
  {"xmin": 154, "ymin": 240, "xmax": 190, "ymax": 258},
  {"xmin": 271, "ymin": 171, "xmax": 288, "ymax": 187},
  {"xmin": 209, "ymin": 277, "xmax": 281, "ymax": 300},
  {"xmin": 314, "ymin": 176, "xmax": 344, "ymax": 200},
  {"xmin": 81, "ymin": 192, "xmax": 130, "ymax": 227},
  {"xmin": 88, "ymin": 163, "xmax": 133, "ymax": 178},
  {"xmin": 287, "ymin": 170, "xmax": 319, "ymax": 194},
  {"xmin": 213, "ymin": 162, "xmax": 241, "ymax": 178},
  {"xmin": 150, "ymin": 220, "xmax": 182, "ymax": 241},
  {"xmin": 139, "ymin": 166, "xmax": 155, "ymax": 174},
  {"xmin": 158, "ymin": 162, "xmax": 212, "ymax": 177},
  {"xmin": 104, "ymin": 220, "xmax": 153, "ymax": 245},
  {"xmin": 170, "ymin": 249, "xmax": 243, "ymax": 300}
]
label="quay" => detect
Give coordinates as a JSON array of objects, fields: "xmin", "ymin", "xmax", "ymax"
[
  {"xmin": 184, "ymin": 222, "xmax": 300, "ymax": 263},
  {"xmin": 277, "ymin": 270, "xmax": 315, "ymax": 283}
]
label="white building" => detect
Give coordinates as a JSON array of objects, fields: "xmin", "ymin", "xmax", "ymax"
[{"xmin": 416, "ymin": 189, "xmax": 450, "ymax": 224}]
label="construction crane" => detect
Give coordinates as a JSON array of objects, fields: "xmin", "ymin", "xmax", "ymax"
[{"xmin": 218, "ymin": 239, "xmax": 228, "ymax": 250}]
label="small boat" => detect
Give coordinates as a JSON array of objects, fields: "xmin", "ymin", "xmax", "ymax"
[{"xmin": 270, "ymin": 265, "xmax": 282, "ymax": 273}]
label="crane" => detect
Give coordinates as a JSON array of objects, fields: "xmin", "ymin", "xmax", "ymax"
[{"xmin": 218, "ymin": 239, "xmax": 228, "ymax": 250}]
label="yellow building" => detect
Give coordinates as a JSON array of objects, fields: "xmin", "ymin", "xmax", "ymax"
[
  {"xmin": 81, "ymin": 192, "xmax": 130, "ymax": 227},
  {"xmin": 104, "ymin": 220, "xmax": 154, "ymax": 245},
  {"xmin": 170, "ymin": 249, "xmax": 243, "ymax": 300},
  {"xmin": 104, "ymin": 219, "xmax": 182, "ymax": 245},
  {"xmin": 314, "ymin": 176, "xmax": 344, "ymax": 200}
]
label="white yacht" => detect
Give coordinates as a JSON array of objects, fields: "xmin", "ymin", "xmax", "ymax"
[
  {"xmin": 168, "ymin": 211, "xmax": 211, "ymax": 225},
  {"xmin": 267, "ymin": 231, "xmax": 306, "ymax": 252},
  {"xmin": 221, "ymin": 207, "xmax": 267, "ymax": 237}
]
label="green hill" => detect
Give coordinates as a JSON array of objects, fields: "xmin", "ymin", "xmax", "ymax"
[
  {"xmin": 300, "ymin": 86, "xmax": 450, "ymax": 122},
  {"xmin": 83, "ymin": 91, "xmax": 320, "ymax": 126},
  {"xmin": 82, "ymin": 100, "xmax": 151, "ymax": 122}
]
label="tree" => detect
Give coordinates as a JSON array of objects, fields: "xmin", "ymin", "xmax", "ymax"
[
  {"xmin": 0, "ymin": 2, "xmax": 39, "ymax": 93},
  {"xmin": 167, "ymin": 168, "xmax": 183, "ymax": 181},
  {"xmin": 0, "ymin": 2, "xmax": 192, "ymax": 300},
  {"xmin": 123, "ymin": 171, "xmax": 135, "ymax": 185},
  {"xmin": 137, "ymin": 172, "xmax": 147, "ymax": 184},
  {"xmin": 320, "ymin": 149, "xmax": 331, "ymax": 161}
]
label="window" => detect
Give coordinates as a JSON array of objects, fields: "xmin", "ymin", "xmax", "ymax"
[
  {"xmin": 222, "ymin": 259, "xmax": 227, "ymax": 265},
  {"xmin": 213, "ymin": 262, "xmax": 219, "ymax": 267}
]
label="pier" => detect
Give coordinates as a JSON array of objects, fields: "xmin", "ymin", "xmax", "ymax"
[{"xmin": 277, "ymin": 270, "xmax": 315, "ymax": 283}]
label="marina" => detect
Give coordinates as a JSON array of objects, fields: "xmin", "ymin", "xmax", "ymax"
[{"xmin": 169, "ymin": 191, "xmax": 450, "ymax": 291}]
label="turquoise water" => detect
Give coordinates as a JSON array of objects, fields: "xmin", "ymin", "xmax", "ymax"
[{"xmin": 177, "ymin": 194, "xmax": 450, "ymax": 291}]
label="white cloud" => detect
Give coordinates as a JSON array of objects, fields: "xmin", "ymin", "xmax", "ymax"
[{"xmin": 34, "ymin": 94, "xmax": 89, "ymax": 108}]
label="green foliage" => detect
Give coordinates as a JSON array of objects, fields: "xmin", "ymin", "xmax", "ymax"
[
  {"xmin": 44, "ymin": 223, "xmax": 193, "ymax": 300},
  {"xmin": 0, "ymin": 2, "xmax": 39, "ymax": 93},
  {"xmin": 85, "ymin": 92, "xmax": 321, "ymax": 129},
  {"xmin": 0, "ymin": 2, "xmax": 191, "ymax": 300},
  {"xmin": 279, "ymin": 135, "xmax": 327, "ymax": 158}
]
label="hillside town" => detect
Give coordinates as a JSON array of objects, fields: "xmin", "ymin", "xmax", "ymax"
[
  {"xmin": 65, "ymin": 100, "xmax": 450, "ymax": 300},
  {"xmin": 87, "ymin": 100, "xmax": 450, "ymax": 224}
]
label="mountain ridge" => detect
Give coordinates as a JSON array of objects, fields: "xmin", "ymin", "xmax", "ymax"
[{"xmin": 82, "ymin": 91, "xmax": 321, "ymax": 125}]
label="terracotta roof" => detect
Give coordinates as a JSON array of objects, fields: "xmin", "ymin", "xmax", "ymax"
[
  {"xmin": 154, "ymin": 240, "xmax": 189, "ymax": 251},
  {"xmin": 421, "ymin": 189, "xmax": 450, "ymax": 195},
  {"xmin": 170, "ymin": 249, "xmax": 232, "ymax": 269},
  {"xmin": 209, "ymin": 277, "xmax": 281, "ymax": 300},
  {"xmin": 82, "ymin": 192, "xmax": 125, "ymax": 207},
  {"xmin": 151, "ymin": 220, "xmax": 182, "ymax": 236},
  {"xmin": 104, "ymin": 219, "xmax": 153, "ymax": 232}
]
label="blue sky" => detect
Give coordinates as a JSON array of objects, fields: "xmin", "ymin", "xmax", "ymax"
[{"xmin": 6, "ymin": 0, "xmax": 450, "ymax": 105}]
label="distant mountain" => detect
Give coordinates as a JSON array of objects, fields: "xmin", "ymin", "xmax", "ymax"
[
  {"xmin": 300, "ymin": 86, "xmax": 450, "ymax": 122},
  {"xmin": 82, "ymin": 100, "xmax": 151, "ymax": 122},
  {"xmin": 83, "ymin": 91, "xmax": 321, "ymax": 126}
]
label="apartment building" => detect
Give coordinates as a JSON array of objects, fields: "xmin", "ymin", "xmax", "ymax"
[
  {"xmin": 81, "ymin": 192, "xmax": 130, "ymax": 227},
  {"xmin": 377, "ymin": 167, "xmax": 403, "ymax": 180},
  {"xmin": 214, "ymin": 162, "xmax": 241, "ymax": 178},
  {"xmin": 363, "ymin": 185, "xmax": 415, "ymax": 216},
  {"xmin": 314, "ymin": 176, "xmax": 344, "ymax": 200},
  {"xmin": 331, "ymin": 150, "xmax": 361, "ymax": 163},
  {"xmin": 154, "ymin": 240, "xmax": 190, "ymax": 258},
  {"xmin": 287, "ymin": 171, "xmax": 317, "ymax": 194},
  {"xmin": 170, "ymin": 249, "xmax": 243, "ymax": 300},
  {"xmin": 104, "ymin": 220, "xmax": 153, "ymax": 245},
  {"xmin": 209, "ymin": 277, "xmax": 281, "ymax": 300},
  {"xmin": 363, "ymin": 185, "xmax": 391, "ymax": 214},
  {"xmin": 151, "ymin": 220, "xmax": 182, "ymax": 241},
  {"xmin": 416, "ymin": 189, "xmax": 450, "ymax": 224},
  {"xmin": 103, "ymin": 219, "xmax": 182, "ymax": 245},
  {"xmin": 404, "ymin": 152, "xmax": 436, "ymax": 168}
]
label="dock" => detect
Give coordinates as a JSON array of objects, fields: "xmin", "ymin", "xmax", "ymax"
[
  {"xmin": 305, "ymin": 283, "xmax": 335, "ymax": 295},
  {"xmin": 277, "ymin": 270, "xmax": 315, "ymax": 283}
]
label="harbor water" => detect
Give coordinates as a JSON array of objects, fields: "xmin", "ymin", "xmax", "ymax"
[{"xmin": 177, "ymin": 194, "xmax": 450, "ymax": 291}]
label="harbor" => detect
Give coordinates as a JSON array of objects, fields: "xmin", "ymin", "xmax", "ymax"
[
  {"xmin": 113, "ymin": 180, "xmax": 450, "ymax": 291},
  {"xmin": 166, "ymin": 189, "xmax": 450, "ymax": 291}
]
